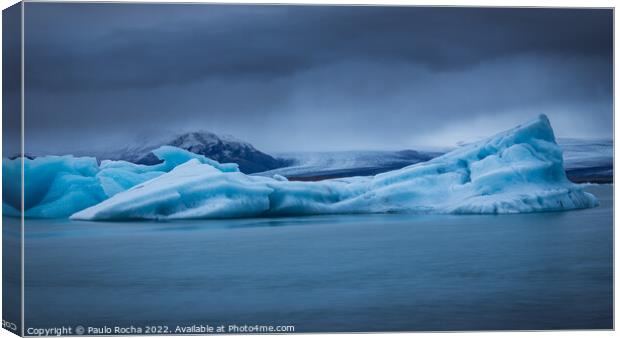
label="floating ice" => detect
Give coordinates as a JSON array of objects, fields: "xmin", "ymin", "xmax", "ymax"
[
  {"xmin": 2, "ymin": 146, "xmax": 239, "ymax": 218},
  {"xmin": 70, "ymin": 115, "xmax": 598, "ymax": 221}
]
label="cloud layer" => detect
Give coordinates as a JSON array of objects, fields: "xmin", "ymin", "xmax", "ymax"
[{"xmin": 22, "ymin": 4, "xmax": 613, "ymax": 153}]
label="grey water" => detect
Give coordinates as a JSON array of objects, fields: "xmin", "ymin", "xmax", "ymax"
[{"xmin": 16, "ymin": 185, "xmax": 613, "ymax": 332}]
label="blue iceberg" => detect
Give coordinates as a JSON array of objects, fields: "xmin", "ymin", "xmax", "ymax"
[
  {"xmin": 2, "ymin": 146, "xmax": 238, "ymax": 218},
  {"xmin": 67, "ymin": 115, "xmax": 598, "ymax": 221}
]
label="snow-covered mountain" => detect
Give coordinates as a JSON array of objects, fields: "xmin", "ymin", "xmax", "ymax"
[{"xmin": 103, "ymin": 131, "xmax": 288, "ymax": 174}]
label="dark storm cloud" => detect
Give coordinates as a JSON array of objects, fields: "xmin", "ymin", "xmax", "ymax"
[
  {"xmin": 25, "ymin": 5, "xmax": 611, "ymax": 91},
  {"xmin": 21, "ymin": 3, "xmax": 613, "ymax": 153}
]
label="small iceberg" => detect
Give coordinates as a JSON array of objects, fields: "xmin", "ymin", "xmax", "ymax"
[{"xmin": 69, "ymin": 115, "xmax": 598, "ymax": 221}]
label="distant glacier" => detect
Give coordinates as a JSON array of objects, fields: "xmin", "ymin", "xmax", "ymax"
[
  {"xmin": 256, "ymin": 149, "xmax": 441, "ymax": 180},
  {"xmin": 559, "ymin": 138, "xmax": 613, "ymax": 183}
]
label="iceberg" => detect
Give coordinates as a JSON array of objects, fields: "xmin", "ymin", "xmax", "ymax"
[
  {"xmin": 70, "ymin": 115, "xmax": 598, "ymax": 221},
  {"xmin": 2, "ymin": 146, "xmax": 239, "ymax": 218}
]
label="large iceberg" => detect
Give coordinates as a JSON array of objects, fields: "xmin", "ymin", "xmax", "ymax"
[{"xmin": 69, "ymin": 115, "xmax": 598, "ymax": 221}]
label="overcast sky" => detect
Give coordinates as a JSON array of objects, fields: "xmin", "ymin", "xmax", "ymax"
[{"xmin": 22, "ymin": 4, "xmax": 612, "ymax": 153}]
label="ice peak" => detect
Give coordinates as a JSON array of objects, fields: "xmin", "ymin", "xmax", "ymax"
[{"xmin": 454, "ymin": 114, "xmax": 555, "ymax": 150}]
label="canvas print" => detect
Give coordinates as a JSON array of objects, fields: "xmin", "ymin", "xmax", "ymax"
[{"xmin": 2, "ymin": 2, "xmax": 614, "ymax": 335}]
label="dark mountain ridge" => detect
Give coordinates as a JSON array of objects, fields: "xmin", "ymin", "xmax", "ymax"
[{"xmin": 110, "ymin": 131, "xmax": 289, "ymax": 174}]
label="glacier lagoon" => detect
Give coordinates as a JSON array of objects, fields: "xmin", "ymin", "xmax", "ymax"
[
  {"xmin": 17, "ymin": 184, "xmax": 612, "ymax": 331},
  {"xmin": 3, "ymin": 115, "xmax": 612, "ymax": 331}
]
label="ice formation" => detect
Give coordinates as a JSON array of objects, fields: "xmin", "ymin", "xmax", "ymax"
[
  {"xmin": 2, "ymin": 146, "xmax": 238, "ymax": 218},
  {"xmin": 67, "ymin": 115, "xmax": 598, "ymax": 221}
]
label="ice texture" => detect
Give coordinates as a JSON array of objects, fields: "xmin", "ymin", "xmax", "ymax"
[
  {"xmin": 2, "ymin": 146, "xmax": 238, "ymax": 218},
  {"xmin": 70, "ymin": 115, "xmax": 598, "ymax": 221}
]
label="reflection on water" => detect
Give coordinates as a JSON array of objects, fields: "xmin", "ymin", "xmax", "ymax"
[{"xmin": 19, "ymin": 185, "xmax": 613, "ymax": 332}]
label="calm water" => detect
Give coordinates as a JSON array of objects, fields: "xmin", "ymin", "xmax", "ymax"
[{"xmin": 17, "ymin": 185, "xmax": 613, "ymax": 332}]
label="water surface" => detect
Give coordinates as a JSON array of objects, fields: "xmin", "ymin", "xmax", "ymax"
[{"xmin": 21, "ymin": 185, "xmax": 613, "ymax": 332}]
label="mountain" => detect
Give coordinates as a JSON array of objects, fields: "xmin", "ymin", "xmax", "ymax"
[{"xmin": 108, "ymin": 131, "xmax": 288, "ymax": 174}]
